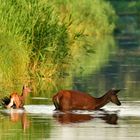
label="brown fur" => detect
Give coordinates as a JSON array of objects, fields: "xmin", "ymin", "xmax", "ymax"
[
  {"xmin": 9, "ymin": 93, "xmax": 24, "ymax": 108},
  {"xmin": 52, "ymin": 89, "xmax": 121, "ymax": 111},
  {"xmin": 6, "ymin": 85, "xmax": 31, "ymax": 109}
]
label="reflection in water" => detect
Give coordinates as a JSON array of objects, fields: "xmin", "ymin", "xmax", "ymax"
[
  {"xmin": 53, "ymin": 113, "xmax": 93, "ymax": 124},
  {"xmin": 103, "ymin": 113, "xmax": 118, "ymax": 125},
  {"xmin": 0, "ymin": 103, "xmax": 140, "ymax": 139},
  {"xmin": 53, "ymin": 110, "xmax": 118, "ymax": 125},
  {"xmin": 11, "ymin": 111, "xmax": 29, "ymax": 132},
  {"xmin": 1, "ymin": 109, "xmax": 29, "ymax": 132},
  {"xmin": 72, "ymin": 36, "xmax": 116, "ymax": 76}
]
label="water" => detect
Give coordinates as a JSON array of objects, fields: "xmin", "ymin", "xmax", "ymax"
[{"xmin": 0, "ymin": 102, "xmax": 140, "ymax": 140}]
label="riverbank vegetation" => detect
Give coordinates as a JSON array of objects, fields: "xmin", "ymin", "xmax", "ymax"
[{"xmin": 0, "ymin": 0, "xmax": 116, "ymax": 96}]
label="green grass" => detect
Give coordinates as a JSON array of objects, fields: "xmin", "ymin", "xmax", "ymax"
[
  {"xmin": 0, "ymin": 0, "xmax": 71, "ymax": 88},
  {"xmin": 50, "ymin": 0, "xmax": 116, "ymax": 36},
  {"xmin": 0, "ymin": 0, "xmax": 116, "ymax": 96},
  {"xmin": 0, "ymin": 33, "xmax": 29, "ymax": 85}
]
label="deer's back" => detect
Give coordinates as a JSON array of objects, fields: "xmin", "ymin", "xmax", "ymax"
[
  {"xmin": 10, "ymin": 93, "xmax": 23, "ymax": 108},
  {"xmin": 54, "ymin": 90, "xmax": 96, "ymax": 110}
]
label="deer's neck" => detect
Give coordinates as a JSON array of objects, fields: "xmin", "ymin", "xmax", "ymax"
[
  {"xmin": 21, "ymin": 92, "xmax": 27, "ymax": 101},
  {"xmin": 95, "ymin": 93, "xmax": 110, "ymax": 110}
]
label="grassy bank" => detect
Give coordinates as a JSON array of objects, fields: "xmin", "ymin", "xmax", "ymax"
[{"xmin": 0, "ymin": 0, "xmax": 116, "ymax": 96}]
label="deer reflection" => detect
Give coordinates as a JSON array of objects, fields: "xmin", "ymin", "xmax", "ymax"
[
  {"xmin": 11, "ymin": 110, "xmax": 29, "ymax": 131},
  {"xmin": 1, "ymin": 110, "xmax": 29, "ymax": 132},
  {"xmin": 53, "ymin": 110, "xmax": 118, "ymax": 125},
  {"xmin": 102, "ymin": 113, "xmax": 118, "ymax": 125}
]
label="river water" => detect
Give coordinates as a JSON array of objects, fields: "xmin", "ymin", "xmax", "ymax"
[
  {"xmin": 0, "ymin": 102, "xmax": 140, "ymax": 140},
  {"xmin": 0, "ymin": 3, "xmax": 140, "ymax": 140}
]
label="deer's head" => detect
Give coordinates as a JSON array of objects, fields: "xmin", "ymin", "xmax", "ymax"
[
  {"xmin": 110, "ymin": 89, "xmax": 121, "ymax": 106},
  {"xmin": 22, "ymin": 85, "xmax": 31, "ymax": 96}
]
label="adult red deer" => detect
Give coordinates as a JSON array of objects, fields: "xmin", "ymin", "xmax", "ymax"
[
  {"xmin": 52, "ymin": 89, "xmax": 121, "ymax": 111},
  {"xmin": 1, "ymin": 85, "xmax": 31, "ymax": 109}
]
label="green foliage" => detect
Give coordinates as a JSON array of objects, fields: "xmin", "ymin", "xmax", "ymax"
[
  {"xmin": 0, "ymin": 33, "xmax": 29, "ymax": 87},
  {"xmin": 0, "ymin": 0, "xmax": 116, "ymax": 94},
  {"xmin": 0, "ymin": 0, "xmax": 71, "ymax": 87},
  {"xmin": 50, "ymin": 0, "xmax": 116, "ymax": 36}
]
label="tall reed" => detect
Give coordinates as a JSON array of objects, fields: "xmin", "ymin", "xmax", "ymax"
[
  {"xmin": 0, "ymin": 0, "xmax": 116, "ymax": 96},
  {"xmin": 0, "ymin": 0, "xmax": 71, "ymax": 87}
]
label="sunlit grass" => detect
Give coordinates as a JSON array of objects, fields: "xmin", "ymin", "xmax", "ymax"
[
  {"xmin": 0, "ymin": 33, "xmax": 29, "ymax": 87},
  {"xmin": 0, "ymin": 0, "xmax": 71, "ymax": 88},
  {"xmin": 0, "ymin": 0, "xmax": 116, "ymax": 95},
  {"xmin": 50, "ymin": 0, "xmax": 116, "ymax": 36}
]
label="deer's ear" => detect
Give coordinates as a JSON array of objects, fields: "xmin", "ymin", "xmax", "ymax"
[
  {"xmin": 23, "ymin": 84, "xmax": 26, "ymax": 90},
  {"xmin": 114, "ymin": 89, "xmax": 121, "ymax": 94}
]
